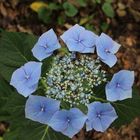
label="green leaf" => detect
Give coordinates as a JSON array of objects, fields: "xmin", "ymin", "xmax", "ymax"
[
  {"xmin": 112, "ymin": 89, "xmax": 140, "ymax": 127},
  {"xmin": 95, "ymin": 0, "xmax": 101, "ymax": 4},
  {"xmin": 76, "ymin": 0, "xmax": 87, "ymax": 7},
  {"xmin": 105, "ymin": 0, "xmax": 113, "ymax": 3},
  {"xmin": 0, "ymin": 77, "xmax": 69, "ymax": 140},
  {"xmin": 63, "ymin": 2, "xmax": 78, "ymax": 17},
  {"xmin": 48, "ymin": 3, "xmax": 61, "ymax": 10},
  {"xmin": 0, "ymin": 31, "xmax": 37, "ymax": 82},
  {"xmin": 38, "ymin": 7, "xmax": 52, "ymax": 24},
  {"xmin": 100, "ymin": 22, "xmax": 109, "ymax": 32},
  {"xmin": 102, "ymin": 2, "xmax": 115, "ymax": 18}
]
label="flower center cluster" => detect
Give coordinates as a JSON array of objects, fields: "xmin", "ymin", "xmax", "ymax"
[{"xmin": 43, "ymin": 53, "xmax": 107, "ymax": 106}]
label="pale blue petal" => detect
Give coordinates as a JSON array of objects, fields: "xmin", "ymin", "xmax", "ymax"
[
  {"xmin": 91, "ymin": 118, "xmax": 104, "ymax": 132},
  {"xmin": 96, "ymin": 33, "xmax": 113, "ymax": 55},
  {"xmin": 96, "ymin": 33, "xmax": 120, "ymax": 67},
  {"xmin": 80, "ymin": 30, "xmax": 97, "ymax": 47},
  {"xmin": 120, "ymin": 89, "xmax": 132, "ymax": 100},
  {"xmin": 49, "ymin": 108, "xmax": 87, "ymax": 138},
  {"xmin": 62, "ymin": 124, "xmax": 79, "ymax": 138},
  {"xmin": 10, "ymin": 62, "xmax": 42, "ymax": 97},
  {"xmin": 106, "ymin": 83, "xmax": 121, "ymax": 101},
  {"xmin": 10, "ymin": 66, "xmax": 25, "ymax": 86},
  {"xmin": 23, "ymin": 62, "xmax": 42, "ymax": 86},
  {"xmin": 37, "ymin": 29, "xmax": 58, "ymax": 47},
  {"xmin": 32, "ymin": 43, "xmax": 53, "ymax": 61},
  {"xmin": 112, "ymin": 70, "xmax": 134, "ymax": 90},
  {"xmin": 106, "ymin": 70, "xmax": 134, "ymax": 101},
  {"xmin": 81, "ymin": 47, "xmax": 95, "ymax": 53},
  {"xmin": 60, "ymin": 24, "xmax": 85, "ymax": 42},
  {"xmin": 110, "ymin": 41, "xmax": 121, "ymax": 54},
  {"xmin": 100, "ymin": 115, "xmax": 117, "ymax": 132},
  {"xmin": 65, "ymin": 39, "xmax": 85, "ymax": 52},
  {"xmin": 25, "ymin": 95, "xmax": 60, "ymax": 124},
  {"xmin": 49, "ymin": 110, "xmax": 69, "ymax": 132},
  {"xmin": 86, "ymin": 102, "xmax": 118, "ymax": 132},
  {"xmin": 70, "ymin": 108, "xmax": 87, "ymax": 130},
  {"xmin": 101, "ymin": 54, "xmax": 117, "ymax": 67},
  {"xmin": 16, "ymin": 83, "xmax": 38, "ymax": 97},
  {"xmin": 32, "ymin": 29, "xmax": 61, "ymax": 61},
  {"xmin": 61, "ymin": 24, "xmax": 97, "ymax": 53}
]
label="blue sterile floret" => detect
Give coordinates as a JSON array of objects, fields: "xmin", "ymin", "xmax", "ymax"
[
  {"xmin": 86, "ymin": 102, "xmax": 118, "ymax": 132},
  {"xmin": 61, "ymin": 24, "xmax": 98, "ymax": 53},
  {"xmin": 25, "ymin": 95, "xmax": 60, "ymax": 124},
  {"xmin": 10, "ymin": 61, "xmax": 42, "ymax": 97},
  {"xmin": 49, "ymin": 108, "xmax": 87, "ymax": 138},
  {"xmin": 95, "ymin": 33, "xmax": 121, "ymax": 67},
  {"xmin": 32, "ymin": 29, "xmax": 61, "ymax": 61},
  {"xmin": 105, "ymin": 70, "xmax": 134, "ymax": 101}
]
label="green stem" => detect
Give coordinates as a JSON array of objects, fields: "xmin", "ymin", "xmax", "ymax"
[
  {"xmin": 40, "ymin": 78, "xmax": 48, "ymax": 90},
  {"xmin": 91, "ymin": 96, "xmax": 108, "ymax": 102},
  {"xmin": 41, "ymin": 126, "xmax": 49, "ymax": 140}
]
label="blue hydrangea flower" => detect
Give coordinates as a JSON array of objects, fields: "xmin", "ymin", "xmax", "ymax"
[
  {"xmin": 105, "ymin": 70, "xmax": 134, "ymax": 101},
  {"xmin": 32, "ymin": 29, "xmax": 61, "ymax": 61},
  {"xmin": 25, "ymin": 95, "xmax": 60, "ymax": 124},
  {"xmin": 96, "ymin": 33, "xmax": 121, "ymax": 67},
  {"xmin": 10, "ymin": 61, "xmax": 42, "ymax": 97},
  {"xmin": 60, "ymin": 24, "xmax": 97, "ymax": 53},
  {"xmin": 86, "ymin": 102, "xmax": 118, "ymax": 132},
  {"xmin": 49, "ymin": 108, "xmax": 87, "ymax": 138}
]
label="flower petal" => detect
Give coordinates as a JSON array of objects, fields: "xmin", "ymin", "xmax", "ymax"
[
  {"xmin": 25, "ymin": 95, "xmax": 60, "ymax": 124},
  {"xmin": 86, "ymin": 102, "xmax": 118, "ymax": 132},
  {"xmin": 32, "ymin": 29, "xmax": 61, "ymax": 61},
  {"xmin": 101, "ymin": 54, "xmax": 117, "ymax": 67},
  {"xmin": 10, "ymin": 62, "xmax": 42, "ymax": 97},
  {"xmin": 61, "ymin": 24, "xmax": 97, "ymax": 53}
]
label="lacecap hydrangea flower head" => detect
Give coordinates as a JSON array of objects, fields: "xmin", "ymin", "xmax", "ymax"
[{"xmin": 10, "ymin": 24, "xmax": 135, "ymax": 138}]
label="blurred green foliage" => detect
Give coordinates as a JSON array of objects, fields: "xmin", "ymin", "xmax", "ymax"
[{"xmin": 30, "ymin": 0, "xmax": 115, "ymax": 32}]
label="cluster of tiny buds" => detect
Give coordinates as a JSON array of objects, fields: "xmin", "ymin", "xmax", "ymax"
[{"xmin": 42, "ymin": 53, "xmax": 107, "ymax": 107}]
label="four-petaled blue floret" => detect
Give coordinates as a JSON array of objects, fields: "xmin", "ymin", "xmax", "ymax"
[
  {"xmin": 60, "ymin": 24, "xmax": 97, "ymax": 53},
  {"xmin": 86, "ymin": 102, "xmax": 118, "ymax": 132},
  {"xmin": 32, "ymin": 29, "xmax": 61, "ymax": 61},
  {"xmin": 25, "ymin": 95, "xmax": 60, "ymax": 124},
  {"xmin": 105, "ymin": 70, "xmax": 134, "ymax": 101},
  {"xmin": 49, "ymin": 108, "xmax": 87, "ymax": 138},
  {"xmin": 10, "ymin": 61, "xmax": 42, "ymax": 97},
  {"xmin": 96, "ymin": 33, "xmax": 121, "ymax": 67}
]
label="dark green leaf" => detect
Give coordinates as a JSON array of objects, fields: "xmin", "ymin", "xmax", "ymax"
[
  {"xmin": 112, "ymin": 89, "xmax": 140, "ymax": 127},
  {"xmin": 95, "ymin": 0, "xmax": 101, "ymax": 4},
  {"xmin": 100, "ymin": 22, "xmax": 109, "ymax": 32},
  {"xmin": 63, "ymin": 2, "xmax": 78, "ymax": 17},
  {"xmin": 38, "ymin": 7, "xmax": 52, "ymax": 24},
  {"xmin": 102, "ymin": 2, "xmax": 115, "ymax": 18},
  {"xmin": 0, "ymin": 31, "xmax": 37, "ymax": 82},
  {"xmin": 48, "ymin": 3, "xmax": 61, "ymax": 10},
  {"xmin": 76, "ymin": 0, "xmax": 87, "ymax": 7}
]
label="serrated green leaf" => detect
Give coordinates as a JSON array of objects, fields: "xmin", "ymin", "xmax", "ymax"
[
  {"xmin": 112, "ymin": 89, "xmax": 140, "ymax": 127},
  {"xmin": 102, "ymin": 2, "xmax": 115, "ymax": 18},
  {"xmin": 0, "ymin": 78, "xmax": 69, "ymax": 140},
  {"xmin": 63, "ymin": 2, "xmax": 78, "ymax": 17},
  {"xmin": 0, "ymin": 31, "xmax": 37, "ymax": 82}
]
